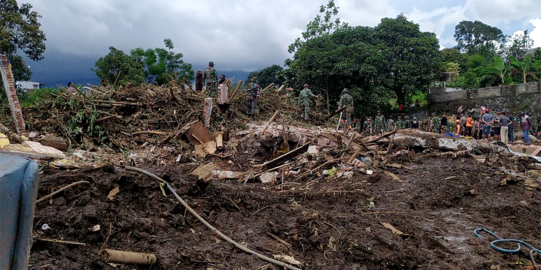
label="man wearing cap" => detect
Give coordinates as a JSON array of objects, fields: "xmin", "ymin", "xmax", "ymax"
[
  {"xmin": 298, "ymin": 83, "xmax": 317, "ymax": 123},
  {"xmin": 521, "ymin": 111, "xmax": 532, "ymax": 143},
  {"xmin": 493, "ymin": 109, "xmax": 503, "ymax": 141},
  {"xmin": 246, "ymin": 77, "xmax": 261, "ymax": 120},
  {"xmin": 481, "ymin": 109, "xmax": 494, "ymax": 140},
  {"xmin": 337, "ymin": 88, "xmax": 353, "ymax": 129},
  {"xmin": 204, "ymin": 61, "xmax": 218, "ymax": 96},
  {"xmin": 375, "ymin": 111, "xmax": 386, "ymax": 135},
  {"xmin": 499, "ymin": 110, "xmax": 511, "ymax": 144},
  {"xmin": 363, "ymin": 117, "xmax": 373, "ymax": 135}
]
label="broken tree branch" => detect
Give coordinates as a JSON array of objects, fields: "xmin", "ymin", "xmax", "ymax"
[
  {"xmin": 34, "ymin": 238, "xmax": 86, "ymax": 246},
  {"xmin": 262, "ymin": 110, "xmax": 279, "ymax": 135},
  {"xmin": 36, "ymin": 181, "xmax": 91, "ymax": 204}
]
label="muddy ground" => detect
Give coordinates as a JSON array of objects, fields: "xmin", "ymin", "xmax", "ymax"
[{"xmin": 29, "ymin": 154, "xmax": 541, "ymax": 270}]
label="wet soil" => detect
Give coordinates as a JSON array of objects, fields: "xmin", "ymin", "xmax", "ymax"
[{"xmin": 30, "ymin": 156, "xmax": 541, "ymax": 269}]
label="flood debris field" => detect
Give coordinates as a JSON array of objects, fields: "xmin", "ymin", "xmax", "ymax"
[{"xmin": 30, "ymin": 153, "xmax": 541, "ymax": 270}]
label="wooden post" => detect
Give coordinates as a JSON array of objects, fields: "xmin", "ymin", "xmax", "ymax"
[
  {"xmin": 262, "ymin": 110, "xmax": 280, "ymax": 135},
  {"xmin": 100, "ymin": 249, "xmax": 157, "ymax": 265},
  {"xmin": 229, "ymin": 80, "xmax": 243, "ymax": 102}
]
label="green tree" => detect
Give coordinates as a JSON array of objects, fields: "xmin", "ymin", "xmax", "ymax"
[
  {"xmin": 91, "ymin": 46, "xmax": 146, "ymax": 86},
  {"xmin": 441, "ymin": 48, "xmax": 467, "ymax": 73},
  {"xmin": 506, "ymin": 30, "xmax": 534, "ymax": 61},
  {"xmin": 131, "ymin": 39, "xmax": 194, "ymax": 85},
  {"xmin": 483, "ymin": 56, "xmax": 511, "ymax": 84},
  {"xmin": 373, "ymin": 14, "xmax": 441, "ymax": 105},
  {"xmin": 509, "ymin": 54, "xmax": 539, "ymax": 84},
  {"xmin": 0, "ymin": 0, "xmax": 46, "ymax": 81},
  {"xmin": 246, "ymin": 64, "xmax": 283, "ymax": 88},
  {"xmin": 454, "ymin": 20, "xmax": 506, "ymax": 55}
]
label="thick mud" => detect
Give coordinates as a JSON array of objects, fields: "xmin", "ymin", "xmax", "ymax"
[{"xmin": 30, "ymin": 156, "xmax": 541, "ymax": 269}]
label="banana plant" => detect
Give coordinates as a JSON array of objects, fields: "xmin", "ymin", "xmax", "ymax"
[
  {"xmin": 484, "ymin": 56, "xmax": 511, "ymax": 84},
  {"xmin": 509, "ymin": 54, "xmax": 539, "ymax": 84}
]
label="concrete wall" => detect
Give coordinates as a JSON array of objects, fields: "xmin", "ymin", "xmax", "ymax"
[{"xmin": 429, "ymin": 82, "xmax": 541, "ymax": 114}]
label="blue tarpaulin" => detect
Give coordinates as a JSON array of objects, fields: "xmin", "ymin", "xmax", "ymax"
[{"xmin": 0, "ymin": 153, "xmax": 40, "ymax": 270}]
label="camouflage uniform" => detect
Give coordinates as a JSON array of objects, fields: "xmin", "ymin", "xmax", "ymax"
[
  {"xmin": 387, "ymin": 117, "xmax": 395, "ymax": 132},
  {"xmin": 363, "ymin": 119, "xmax": 374, "ymax": 136},
  {"xmin": 431, "ymin": 115, "xmax": 441, "ymax": 133},
  {"xmin": 204, "ymin": 63, "xmax": 218, "ymax": 96},
  {"xmin": 396, "ymin": 118, "xmax": 404, "ymax": 129},
  {"xmin": 404, "ymin": 116, "xmax": 411, "ymax": 129},
  {"xmin": 375, "ymin": 114, "xmax": 386, "ymax": 135},
  {"xmin": 337, "ymin": 89, "xmax": 354, "ymax": 129},
  {"xmin": 246, "ymin": 79, "xmax": 261, "ymax": 117},
  {"xmin": 298, "ymin": 85, "xmax": 316, "ymax": 121}
]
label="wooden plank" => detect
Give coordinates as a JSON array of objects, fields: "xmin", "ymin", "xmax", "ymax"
[{"xmin": 263, "ymin": 142, "xmax": 311, "ymax": 170}]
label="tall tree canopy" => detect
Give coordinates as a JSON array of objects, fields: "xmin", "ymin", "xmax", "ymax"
[
  {"xmin": 92, "ymin": 39, "xmax": 194, "ymax": 86},
  {"xmin": 454, "ymin": 20, "xmax": 506, "ymax": 55},
  {"xmin": 0, "ymin": 0, "xmax": 46, "ymax": 81},
  {"xmin": 247, "ymin": 64, "xmax": 284, "ymax": 88},
  {"xmin": 286, "ymin": 8, "xmax": 440, "ymax": 117}
]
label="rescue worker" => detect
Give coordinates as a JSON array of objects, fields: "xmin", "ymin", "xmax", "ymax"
[
  {"xmin": 363, "ymin": 117, "xmax": 373, "ymax": 136},
  {"xmin": 396, "ymin": 116, "xmax": 404, "ymax": 129},
  {"xmin": 411, "ymin": 115, "xmax": 420, "ymax": 129},
  {"xmin": 246, "ymin": 77, "xmax": 260, "ymax": 120},
  {"xmin": 375, "ymin": 111, "xmax": 386, "ymax": 135},
  {"xmin": 204, "ymin": 61, "xmax": 218, "ymax": 96},
  {"xmin": 430, "ymin": 112, "xmax": 440, "ymax": 133},
  {"xmin": 387, "ymin": 115, "xmax": 396, "ymax": 132},
  {"xmin": 298, "ymin": 84, "xmax": 317, "ymax": 123},
  {"xmin": 337, "ymin": 88, "xmax": 353, "ymax": 129},
  {"xmin": 404, "ymin": 115, "xmax": 411, "ymax": 129}
]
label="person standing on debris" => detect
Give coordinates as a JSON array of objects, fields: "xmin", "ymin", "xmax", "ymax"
[
  {"xmin": 387, "ymin": 116, "xmax": 396, "ymax": 132},
  {"xmin": 411, "ymin": 115, "xmax": 419, "ymax": 129},
  {"xmin": 375, "ymin": 111, "xmax": 386, "ymax": 135},
  {"xmin": 507, "ymin": 110, "xmax": 515, "ymax": 143},
  {"xmin": 363, "ymin": 117, "xmax": 373, "ymax": 135},
  {"xmin": 218, "ymin": 75, "xmax": 226, "ymax": 84},
  {"xmin": 466, "ymin": 114, "xmax": 474, "ymax": 137},
  {"xmin": 457, "ymin": 105, "xmax": 464, "ymax": 116},
  {"xmin": 473, "ymin": 117, "xmax": 481, "ymax": 139},
  {"xmin": 499, "ymin": 110, "xmax": 511, "ymax": 144},
  {"xmin": 493, "ymin": 109, "xmax": 503, "ymax": 142},
  {"xmin": 204, "ymin": 62, "xmax": 218, "ymax": 96},
  {"xmin": 481, "ymin": 109, "xmax": 494, "ymax": 140},
  {"xmin": 337, "ymin": 88, "xmax": 354, "ymax": 129},
  {"xmin": 66, "ymin": 82, "xmax": 77, "ymax": 94},
  {"xmin": 246, "ymin": 77, "xmax": 261, "ymax": 120},
  {"xmin": 101, "ymin": 80, "xmax": 110, "ymax": 90},
  {"xmin": 430, "ymin": 113, "xmax": 440, "ymax": 133},
  {"xmin": 404, "ymin": 115, "xmax": 411, "ymax": 129},
  {"xmin": 298, "ymin": 84, "xmax": 317, "ymax": 123},
  {"xmin": 521, "ymin": 111, "xmax": 532, "ymax": 143},
  {"xmin": 459, "ymin": 113, "xmax": 467, "ymax": 136},
  {"xmin": 396, "ymin": 116, "xmax": 404, "ymax": 129},
  {"xmin": 440, "ymin": 113, "xmax": 448, "ymax": 134}
]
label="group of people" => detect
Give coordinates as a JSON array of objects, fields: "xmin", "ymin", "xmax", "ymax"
[
  {"xmin": 427, "ymin": 105, "xmax": 535, "ymax": 144},
  {"xmin": 360, "ymin": 112, "xmax": 421, "ymax": 136}
]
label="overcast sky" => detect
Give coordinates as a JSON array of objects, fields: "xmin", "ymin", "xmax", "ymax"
[{"xmin": 19, "ymin": 0, "xmax": 541, "ymax": 84}]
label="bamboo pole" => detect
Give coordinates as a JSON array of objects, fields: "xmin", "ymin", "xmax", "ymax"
[
  {"xmin": 262, "ymin": 110, "xmax": 280, "ymax": 135},
  {"xmin": 100, "ymin": 249, "xmax": 157, "ymax": 265},
  {"xmin": 229, "ymin": 80, "xmax": 243, "ymax": 101},
  {"xmin": 36, "ymin": 181, "xmax": 90, "ymax": 204}
]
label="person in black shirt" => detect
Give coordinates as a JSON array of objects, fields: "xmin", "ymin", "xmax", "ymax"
[
  {"xmin": 411, "ymin": 115, "xmax": 420, "ymax": 129},
  {"xmin": 440, "ymin": 113, "xmax": 448, "ymax": 134}
]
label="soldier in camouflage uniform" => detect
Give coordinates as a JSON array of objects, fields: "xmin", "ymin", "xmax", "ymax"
[
  {"xmin": 430, "ymin": 113, "xmax": 441, "ymax": 133},
  {"xmin": 387, "ymin": 116, "xmax": 396, "ymax": 132},
  {"xmin": 337, "ymin": 88, "xmax": 354, "ymax": 129},
  {"xmin": 396, "ymin": 116, "xmax": 404, "ymax": 129},
  {"xmin": 363, "ymin": 117, "xmax": 373, "ymax": 136},
  {"xmin": 204, "ymin": 61, "xmax": 218, "ymax": 96},
  {"xmin": 246, "ymin": 77, "xmax": 261, "ymax": 120},
  {"xmin": 298, "ymin": 84, "xmax": 317, "ymax": 123},
  {"xmin": 403, "ymin": 115, "xmax": 411, "ymax": 129},
  {"xmin": 375, "ymin": 111, "xmax": 386, "ymax": 135}
]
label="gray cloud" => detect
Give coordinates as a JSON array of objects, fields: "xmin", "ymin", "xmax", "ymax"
[{"xmin": 21, "ymin": 0, "xmax": 541, "ymax": 74}]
